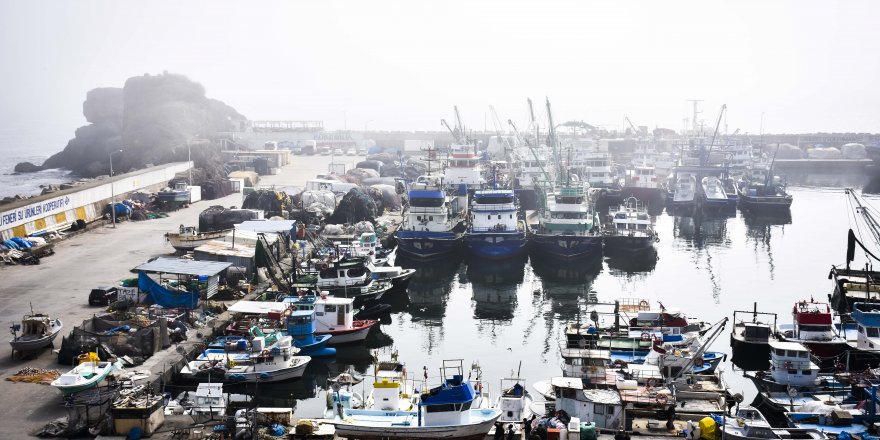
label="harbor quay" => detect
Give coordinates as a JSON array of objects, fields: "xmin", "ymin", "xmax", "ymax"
[{"xmin": 0, "ymin": 155, "xmax": 361, "ymax": 438}]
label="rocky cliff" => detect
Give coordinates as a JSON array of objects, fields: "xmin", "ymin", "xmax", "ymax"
[{"xmin": 15, "ymin": 73, "xmax": 246, "ymax": 180}]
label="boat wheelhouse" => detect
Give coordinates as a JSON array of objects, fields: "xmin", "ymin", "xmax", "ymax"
[
  {"xmin": 531, "ymin": 377, "xmax": 623, "ymax": 430},
  {"xmin": 531, "ymin": 185, "xmax": 602, "ymax": 260},
  {"xmin": 332, "ymin": 359, "xmax": 502, "ymax": 439},
  {"xmin": 558, "ymin": 348, "xmax": 616, "ymax": 387},
  {"xmin": 443, "ymin": 145, "xmax": 484, "ymax": 190},
  {"xmin": 465, "ymin": 189, "xmax": 527, "ymax": 259},
  {"xmin": 281, "ymin": 295, "xmax": 378, "ymax": 345},
  {"xmin": 764, "ymin": 341, "xmax": 820, "ymax": 390},
  {"xmin": 780, "ymin": 299, "xmax": 848, "ymax": 361},
  {"xmin": 283, "ymin": 309, "xmax": 336, "ymax": 356},
  {"xmin": 396, "ymin": 175, "xmax": 465, "ymax": 259},
  {"xmin": 602, "ymin": 197, "xmax": 657, "ymax": 255},
  {"xmin": 730, "ymin": 305, "xmax": 778, "ymax": 371}
]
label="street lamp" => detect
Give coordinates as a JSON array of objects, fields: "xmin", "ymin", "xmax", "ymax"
[{"xmin": 109, "ymin": 149, "xmax": 123, "ymax": 228}]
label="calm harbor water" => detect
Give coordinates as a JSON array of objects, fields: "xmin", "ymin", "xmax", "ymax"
[{"xmin": 177, "ymin": 172, "xmax": 880, "ymax": 417}]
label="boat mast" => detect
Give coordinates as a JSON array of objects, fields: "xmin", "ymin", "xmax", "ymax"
[{"xmin": 704, "ymin": 104, "xmax": 726, "ymax": 166}]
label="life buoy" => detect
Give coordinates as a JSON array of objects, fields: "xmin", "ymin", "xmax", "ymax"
[
  {"xmin": 783, "ymin": 361, "xmax": 793, "ymax": 369},
  {"xmin": 641, "ymin": 332, "xmax": 651, "ymax": 341},
  {"xmin": 320, "ymin": 263, "xmax": 329, "ymax": 270},
  {"xmin": 283, "ymin": 308, "xmax": 293, "ymax": 317},
  {"xmin": 656, "ymin": 393, "xmax": 668, "ymax": 404},
  {"xmin": 639, "ymin": 300, "xmax": 649, "ymax": 309},
  {"xmin": 646, "ymin": 378, "xmax": 657, "ymax": 388}
]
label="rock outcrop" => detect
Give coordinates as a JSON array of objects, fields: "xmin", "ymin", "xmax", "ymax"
[{"xmin": 17, "ymin": 73, "xmax": 246, "ymax": 180}]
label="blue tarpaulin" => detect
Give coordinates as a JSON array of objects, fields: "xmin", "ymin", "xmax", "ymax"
[{"xmin": 138, "ymin": 272, "xmax": 199, "ymax": 309}]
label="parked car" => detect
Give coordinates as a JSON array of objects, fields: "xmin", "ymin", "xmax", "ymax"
[
  {"xmin": 88, "ymin": 286, "xmax": 118, "ymax": 306},
  {"xmin": 346, "ymin": 148, "xmax": 357, "ymax": 156},
  {"xmin": 357, "ymin": 147, "xmax": 368, "ymax": 155},
  {"xmin": 333, "ymin": 148, "xmax": 344, "ymax": 156}
]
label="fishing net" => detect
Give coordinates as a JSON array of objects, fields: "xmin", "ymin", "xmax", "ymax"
[{"xmin": 5, "ymin": 367, "xmax": 61, "ymax": 385}]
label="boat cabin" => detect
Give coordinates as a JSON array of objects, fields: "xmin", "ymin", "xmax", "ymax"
[
  {"xmin": 791, "ymin": 299, "xmax": 835, "ymax": 342},
  {"xmin": 192, "ymin": 382, "xmax": 226, "ymax": 415},
  {"xmin": 285, "ymin": 310, "xmax": 322, "ymax": 345},
  {"xmin": 740, "ymin": 322, "xmax": 774, "ymax": 341},
  {"xmin": 768, "ymin": 341, "xmax": 820, "ymax": 387},
  {"xmin": 629, "ymin": 166, "xmax": 658, "ymax": 189},
  {"xmin": 419, "ymin": 360, "xmax": 479, "ymax": 426},
  {"xmin": 609, "ymin": 199, "xmax": 652, "ymax": 234},
  {"xmin": 559, "ymin": 348, "xmax": 613, "ymax": 386},
  {"xmin": 316, "ymin": 258, "xmax": 371, "ymax": 288},
  {"xmin": 470, "ymin": 190, "xmax": 519, "ymax": 233},
  {"xmin": 852, "ymin": 302, "xmax": 880, "ymax": 351},
  {"xmin": 549, "ymin": 377, "xmax": 622, "ymax": 429},
  {"xmin": 282, "ymin": 295, "xmax": 356, "ymax": 334}
]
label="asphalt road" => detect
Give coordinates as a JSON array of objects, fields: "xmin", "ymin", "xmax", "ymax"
[{"xmin": 0, "ymin": 153, "xmax": 364, "ymax": 436}]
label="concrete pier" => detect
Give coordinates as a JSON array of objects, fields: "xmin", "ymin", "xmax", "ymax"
[{"xmin": 0, "ymin": 155, "xmax": 364, "ymax": 437}]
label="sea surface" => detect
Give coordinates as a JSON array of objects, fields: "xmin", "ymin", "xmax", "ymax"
[
  {"xmin": 0, "ymin": 126, "xmax": 73, "ymax": 199},
  {"xmin": 166, "ymin": 171, "xmax": 880, "ymax": 417}
]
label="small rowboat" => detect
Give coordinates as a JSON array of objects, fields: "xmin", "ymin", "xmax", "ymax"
[
  {"xmin": 51, "ymin": 353, "xmax": 119, "ymax": 395},
  {"xmin": 9, "ymin": 313, "xmax": 63, "ymax": 357}
]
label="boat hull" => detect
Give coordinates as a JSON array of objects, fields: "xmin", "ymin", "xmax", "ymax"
[
  {"xmin": 395, "ymin": 232, "xmax": 462, "ymax": 260},
  {"xmin": 165, "ymin": 230, "xmax": 230, "ymax": 251},
  {"xmin": 52, "ymin": 361, "xmax": 117, "ymax": 396},
  {"xmin": 318, "ymin": 321, "xmax": 376, "ymax": 345},
  {"xmin": 9, "ymin": 320, "xmax": 63, "ymax": 353},
  {"xmin": 529, "ymin": 234, "xmax": 602, "ymax": 260},
  {"xmin": 224, "ymin": 360, "xmax": 309, "ymax": 383},
  {"xmin": 294, "ymin": 334, "xmax": 336, "ymax": 357},
  {"xmin": 739, "ymin": 195, "xmax": 793, "ymax": 212},
  {"xmin": 603, "ymin": 235, "xmax": 655, "ymax": 255},
  {"xmin": 333, "ymin": 408, "xmax": 502, "ymax": 439},
  {"xmin": 465, "ymin": 232, "xmax": 527, "ymax": 260},
  {"xmin": 730, "ymin": 333, "xmax": 772, "ymax": 371}
]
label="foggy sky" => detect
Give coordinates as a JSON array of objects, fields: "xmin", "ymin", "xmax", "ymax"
[{"xmin": 2, "ymin": 0, "xmax": 878, "ymax": 150}]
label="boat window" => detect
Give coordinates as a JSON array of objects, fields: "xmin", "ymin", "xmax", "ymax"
[
  {"xmin": 869, "ymin": 327, "xmax": 880, "ymax": 338},
  {"xmin": 460, "ymin": 400, "xmax": 472, "ymax": 411},
  {"xmin": 325, "ymin": 305, "xmax": 336, "ymax": 313},
  {"xmin": 560, "ymin": 388, "xmax": 577, "ymax": 399},
  {"xmin": 802, "ymin": 370, "xmax": 811, "ymax": 375},
  {"xmin": 320, "ymin": 269, "xmax": 337, "ymax": 279},
  {"xmin": 347, "ymin": 268, "xmax": 366, "ymax": 278},
  {"xmin": 411, "ymin": 198, "xmax": 444, "ymax": 208},
  {"xmin": 498, "ymin": 215, "xmax": 502, "ymax": 220},
  {"xmin": 488, "ymin": 215, "xmax": 492, "ymax": 220},
  {"xmin": 788, "ymin": 369, "xmax": 797, "ymax": 374},
  {"xmin": 594, "ymin": 404, "xmax": 605, "ymax": 415},
  {"xmin": 509, "ymin": 214, "xmax": 513, "ymax": 219},
  {"xmin": 417, "ymin": 216, "xmax": 422, "ymax": 221},
  {"xmin": 859, "ymin": 326, "xmax": 865, "ymax": 334},
  {"xmin": 425, "ymin": 404, "xmax": 456, "ymax": 413},
  {"xmin": 429, "ymin": 216, "xmax": 434, "ymax": 221}
]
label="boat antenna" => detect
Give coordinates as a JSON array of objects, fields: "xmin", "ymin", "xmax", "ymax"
[
  {"xmin": 705, "ymin": 104, "xmax": 726, "ymax": 166},
  {"xmin": 29, "ymin": 301, "xmax": 34, "ymax": 316},
  {"xmin": 765, "ymin": 143, "xmax": 781, "ymax": 187}
]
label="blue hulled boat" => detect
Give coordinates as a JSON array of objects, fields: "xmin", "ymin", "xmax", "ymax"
[
  {"xmin": 530, "ymin": 185, "xmax": 602, "ymax": 260},
  {"xmin": 282, "ymin": 309, "xmax": 336, "ymax": 357},
  {"xmin": 464, "ymin": 189, "xmax": 527, "ymax": 260},
  {"xmin": 395, "ymin": 175, "xmax": 465, "ymax": 259}
]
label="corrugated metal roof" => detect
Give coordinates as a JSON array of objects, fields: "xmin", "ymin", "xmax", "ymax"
[
  {"xmin": 134, "ymin": 257, "xmax": 232, "ymax": 276},
  {"xmin": 236, "ymin": 220, "xmax": 297, "ymax": 234}
]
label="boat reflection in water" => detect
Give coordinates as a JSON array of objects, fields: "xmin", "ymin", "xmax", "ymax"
[
  {"xmin": 531, "ymin": 255, "xmax": 602, "ymax": 320},
  {"xmin": 398, "ymin": 254, "xmax": 463, "ymax": 322},
  {"xmin": 467, "ymin": 255, "xmax": 527, "ymax": 321},
  {"xmin": 743, "ymin": 210, "xmax": 792, "ymax": 280},
  {"xmin": 605, "ymin": 249, "xmax": 658, "ymax": 274}
]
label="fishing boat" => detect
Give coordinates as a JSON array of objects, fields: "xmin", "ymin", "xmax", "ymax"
[
  {"xmin": 164, "ymin": 226, "xmax": 230, "ymax": 252},
  {"xmin": 281, "ymin": 294, "xmax": 378, "ymax": 345},
  {"xmin": 156, "ymin": 181, "xmax": 192, "ymax": 207},
  {"xmin": 530, "ymin": 184, "xmax": 603, "ymax": 260},
  {"xmin": 842, "ymin": 302, "xmax": 880, "ymax": 369},
  {"xmin": 701, "ymin": 176, "xmax": 729, "ymax": 210},
  {"xmin": 179, "ymin": 335, "xmax": 311, "ymax": 383},
  {"xmin": 559, "ymin": 348, "xmax": 617, "ymax": 386},
  {"xmin": 367, "ymin": 263, "xmax": 417, "ymax": 294},
  {"xmin": 623, "ymin": 165, "xmax": 664, "ymax": 203},
  {"xmin": 602, "ymin": 197, "xmax": 657, "ymax": 255},
  {"xmin": 464, "ymin": 189, "xmax": 527, "ymax": 260},
  {"xmin": 494, "ymin": 375, "xmax": 533, "ymax": 434},
  {"xmin": 671, "ymin": 173, "xmax": 697, "ymax": 210},
  {"xmin": 332, "ymin": 359, "xmax": 502, "ymax": 439},
  {"xmin": 746, "ymin": 341, "xmax": 820, "ymax": 392},
  {"xmin": 529, "ymin": 378, "xmax": 623, "ymax": 430},
  {"xmin": 443, "ymin": 143, "xmax": 485, "ymax": 191},
  {"xmin": 282, "ymin": 310, "xmax": 336, "ymax": 356},
  {"xmin": 9, "ymin": 311, "xmax": 63, "ymax": 356},
  {"xmin": 779, "ymin": 299, "xmax": 849, "ymax": 362},
  {"xmin": 738, "ymin": 164, "xmax": 793, "ymax": 212},
  {"xmin": 311, "ymin": 257, "xmax": 393, "ymax": 307},
  {"xmin": 165, "ymin": 382, "xmax": 228, "ymax": 423},
  {"xmin": 51, "ymin": 352, "xmax": 120, "ymax": 395},
  {"xmin": 730, "ymin": 304, "xmax": 778, "ymax": 371},
  {"xmin": 718, "ymin": 405, "xmax": 830, "ymax": 440},
  {"xmin": 396, "ymin": 174, "xmax": 465, "ymax": 259}
]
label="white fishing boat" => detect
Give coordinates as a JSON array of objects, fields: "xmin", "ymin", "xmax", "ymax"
[
  {"xmin": 672, "ymin": 173, "xmax": 697, "ymax": 208},
  {"xmin": 179, "ymin": 336, "xmax": 311, "ymax": 383},
  {"xmin": 530, "ymin": 377, "xmax": 624, "ymax": 430},
  {"xmin": 718, "ymin": 405, "xmax": 829, "ymax": 440},
  {"xmin": 332, "ymin": 359, "xmax": 502, "ymax": 439},
  {"xmin": 165, "ymin": 382, "xmax": 228, "ymax": 423},
  {"xmin": 9, "ymin": 311, "xmax": 63, "ymax": 356},
  {"xmin": 701, "ymin": 176, "xmax": 729, "ymax": 209},
  {"xmin": 492, "ymin": 376, "xmax": 534, "ymax": 436},
  {"xmin": 51, "ymin": 353, "xmax": 120, "ymax": 395},
  {"xmin": 282, "ymin": 294, "xmax": 379, "ymax": 345},
  {"xmin": 164, "ymin": 226, "xmax": 230, "ymax": 252}
]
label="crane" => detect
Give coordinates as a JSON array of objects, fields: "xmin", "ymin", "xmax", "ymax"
[
  {"xmin": 624, "ymin": 116, "xmax": 640, "ymax": 136},
  {"xmin": 489, "ymin": 105, "xmax": 514, "ymax": 156},
  {"xmin": 704, "ymin": 104, "xmax": 727, "ymax": 165}
]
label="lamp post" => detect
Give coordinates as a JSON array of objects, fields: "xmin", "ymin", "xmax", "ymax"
[{"xmin": 109, "ymin": 149, "xmax": 122, "ymax": 228}]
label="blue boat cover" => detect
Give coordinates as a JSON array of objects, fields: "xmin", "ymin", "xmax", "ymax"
[
  {"xmin": 138, "ymin": 272, "xmax": 199, "ymax": 309},
  {"xmin": 409, "ymin": 190, "xmax": 444, "ymax": 198}
]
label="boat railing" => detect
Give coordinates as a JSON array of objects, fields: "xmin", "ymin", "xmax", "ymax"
[
  {"xmin": 770, "ymin": 358, "xmax": 813, "ymax": 370},
  {"xmin": 471, "ymin": 203, "xmax": 517, "ymax": 211},
  {"xmin": 470, "ymin": 224, "xmax": 523, "ymax": 233},
  {"xmin": 408, "ymin": 206, "xmax": 446, "ymax": 214}
]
